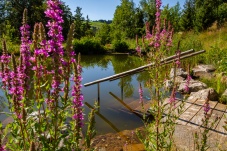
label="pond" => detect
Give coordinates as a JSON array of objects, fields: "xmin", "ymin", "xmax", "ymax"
[
  {"xmin": 0, "ymin": 54, "xmax": 152, "ymax": 135},
  {"xmin": 81, "ymin": 55, "xmax": 150, "ymax": 135}
]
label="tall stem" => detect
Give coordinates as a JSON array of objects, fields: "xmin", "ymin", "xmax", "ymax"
[{"xmin": 156, "ymin": 72, "xmax": 160, "ymax": 151}]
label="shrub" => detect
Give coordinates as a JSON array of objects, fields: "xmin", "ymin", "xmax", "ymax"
[
  {"xmin": 73, "ymin": 37, "xmax": 106, "ymax": 55},
  {"xmin": 112, "ymin": 40, "xmax": 129, "ymax": 53}
]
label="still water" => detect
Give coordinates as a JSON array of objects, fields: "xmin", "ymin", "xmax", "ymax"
[
  {"xmin": 0, "ymin": 54, "xmax": 151, "ymax": 135},
  {"xmin": 81, "ymin": 55, "xmax": 150, "ymax": 135}
]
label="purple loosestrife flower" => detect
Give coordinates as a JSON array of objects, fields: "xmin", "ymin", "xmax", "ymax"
[
  {"xmin": 45, "ymin": 0, "xmax": 64, "ymax": 55},
  {"xmin": 0, "ymin": 145, "xmax": 6, "ymax": 151},
  {"xmin": 203, "ymin": 101, "xmax": 210, "ymax": 114},
  {"xmin": 184, "ymin": 74, "xmax": 192, "ymax": 93},
  {"xmin": 20, "ymin": 9, "xmax": 32, "ymax": 92},
  {"xmin": 0, "ymin": 54, "xmax": 10, "ymax": 64},
  {"xmin": 72, "ymin": 63, "xmax": 84, "ymax": 127},
  {"xmin": 160, "ymin": 20, "xmax": 167, "ymax": 41},
  {"xmin": 203, "ymin": 91, "xmax": 211, "ymax": 115},
  {"xmin": 45, "ymin": 0, "xmax": 64, "ymax": 97},
  {"xmin": 139, "ymin": 83, "xmax": 143, "ymax": 104},
  {"xmin": 166, "ymin": 23, "xmax": 173, "ymax": 49},
  {"xmin": 8, "ymin": 55, "xmax": 24, "ymax": 118},
  {"xmin": 9, "ymin": 70, "xmax": 24, "ymax": 103},
  {"xmin": 154, "ymin": 0, "xmax": 162, "ymax": 49},
  {"xmin": 136, "ymin": 45, "xmax": 141, "ymax": 55},
  {"xmin": 0, "ymin": 41, "xmax": 11, "ymax": 90},
  {"xmin": 145, "ymin": 22, "xmax": 152, "ymax": 40}
]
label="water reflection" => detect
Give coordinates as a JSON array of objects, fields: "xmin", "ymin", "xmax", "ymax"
[{"xmin": 81, "ymin": 55, "xmax": 150, "ymax": 135}]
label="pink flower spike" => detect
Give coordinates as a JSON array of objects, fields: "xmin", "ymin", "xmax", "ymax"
[
  {"xmin": 139, "ymin": 83, "xmax": 143, "ymax": 104},
  {"xmin": 0, "ymin": 145, "xmax": 6, "ymax": 151},
  {"xmin": 136, "ymin": 46, "xmax": 141, "ymax": 54},
  {"xmin": 203, "ymin": 102, "xmax": 210, "ymax": 114}
]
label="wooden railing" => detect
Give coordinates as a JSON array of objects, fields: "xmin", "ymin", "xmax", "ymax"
[
  {"xmin": 83, "ymin": 49, "xmax": 206, "ymax": 103},
  {"xmin": 84, "ymin": 49, "xmax": 205, "ymax": 87}
]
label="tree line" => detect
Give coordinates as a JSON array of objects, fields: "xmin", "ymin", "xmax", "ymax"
[{"xmin": 0, "ymin": 0, "xmax": 227, "ymax": 45}]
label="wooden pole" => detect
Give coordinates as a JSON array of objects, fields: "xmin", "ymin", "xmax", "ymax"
[
  {"xmin": 97, "ymin": 83, "xmax": 100, "ymax": 109},
  {"xmin": 109, "ymin": 92, "xmax": 143, "ymax": 118},
  {"xmin": 85, "ymin": 102, "xmax": 120, "ymax": 132},
  {"xmin": 109, "ymin": 50, "xmax": 206, "ymax": 81},
  {"xmin": 121, "ymin": 79, "xmax": 123, "ymax": 100},
  {"xmin": 84, "ymin": 49, "xmax": 205, "ymax": 87}
]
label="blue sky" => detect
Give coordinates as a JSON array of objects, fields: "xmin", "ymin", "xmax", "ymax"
[{"xmin": 62, "ymin": 0, "xmax": 185, "ymax": 21}]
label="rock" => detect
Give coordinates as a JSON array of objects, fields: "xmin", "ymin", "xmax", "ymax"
[
  {"xmin": 170, "ymin": 68, "xmax": 188, "ymax": 79},
  {"xmin": 173, "ymin": 125, "xmax": 227, "ymax": 151},
  {"xmin": 221, "ymin": 89, "xmax": 227, "ymax": 102},
  {"xmin": 164, "ymin": 80, "xmax": 173, "ymax": 89},
  {"xmin": 90, "ymin": 129, "xmax": 141, "ymax": 151},
  {"xmin": 187, "ymin": 88, "xmax": 219, "ymax": 101},
  {"xmin": 178, "ymin": 79, "xmax": 207, "ymax": 93},
  {"xmin": 222, "ymin": 89, "xmax": 227, "ymax": 97},
  {"xmin": 192, "ymin": 64, "xmax": 216, "ymax": 79},
  {"xmin": 174, "ymin": 76, "xmax": 185, "ymax": 85}
]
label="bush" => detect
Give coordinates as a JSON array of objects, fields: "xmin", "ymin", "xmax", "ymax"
[
  {"xmin": 112, "ymin": 40, "xmax": 129, "ymax": 53},
  {"xmin": 73, "ymin": 37, "xmax": 106, "ymax": 54},
  {"xmin": 0, "ymin": 38, "xmax": 20, "ymax": 54}
]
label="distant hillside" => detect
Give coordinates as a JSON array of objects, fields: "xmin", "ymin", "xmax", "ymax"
[
  {"xmin": 90, "ymin": 20, "xmax": 112, "ymax": 30},
  {"xmin": 90, "ymin": 22, "xmax": 105, "ymax": 30}
]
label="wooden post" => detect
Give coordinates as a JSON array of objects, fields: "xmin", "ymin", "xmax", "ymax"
[
  {"xmin": 85, "ymin": 102, "xmax": 120, "ymax": 132},
  {"xmin": 97, "ymin": 83, "xmax": 100, "ymax": 108},
  {"xmin": 121, "ymin": 79, "xmax": 124, "ymax": 101}
]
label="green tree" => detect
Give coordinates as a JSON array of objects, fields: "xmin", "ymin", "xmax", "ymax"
[
  {"xmin": 73, "ymin": 7, "xmax": 85, "ymax": 39},
  {"xmin": 217, "ymin": 2, "xmax": 227, "ymax": 28},
  {"xmin": 84, "ymin": 15, "xmax": 93, "ymax": 37},
  {"xmin": 0, "ymin": 0, "xmax": 6, "ymax": 37},
  {"xmin": 3, "ymin": 0, "xmax": 46, "ymax": 40},
  {"xmin": 61, "ymin": 2, "xmax": 73, "ymax": 39},
  {"xmin": 0, "ymin": 1, "xmax": 74, "ymax": 42},
  {"xmin": 134, "ymin": 7, "xmax": 145, "ymax": 36},
  {"xmin": 180, "ymin": 0, "xmax": 195, "ymax": 31},
  {"xmin": 139, "ymin": 0, "xmax": 156, "ymax": 29},
  {"xmin": 111, "ymin": 0, "xmax": 136, "ymax": 39},
  {"xmin": 161, "ymin": 3, "xmax": 181, "ymax": 32},
  {"xmin": 215, "ymin": 0, "xmax": 227, "ymax": 28},
  {"xmin": 96, "ymin": 23, "xmax": 111, "ymax": 45},
  {"xmin": 194, "ymin": 0, "xmax": 217, "ymax": 31}
]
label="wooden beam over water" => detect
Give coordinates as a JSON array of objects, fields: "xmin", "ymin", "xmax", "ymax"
[{"xmin": 84, "ymin": 49, "xmax": 205, "ymax": 87}]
